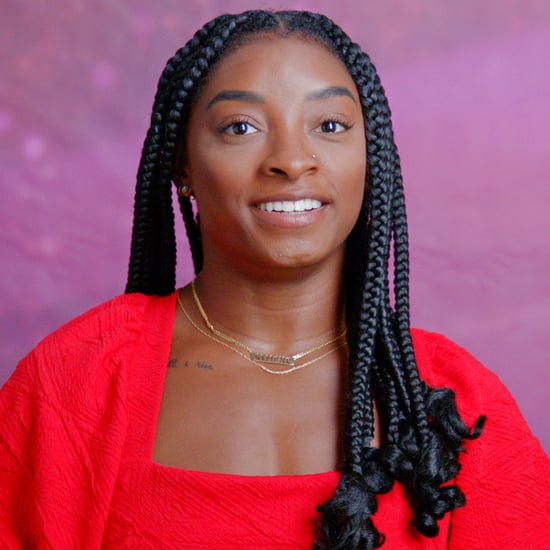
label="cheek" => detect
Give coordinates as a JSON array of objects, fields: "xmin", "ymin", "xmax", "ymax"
[
  {"xmin": 189, "ymin": 160, "xmax": 249, "ymax": 228},
  {"xmin": 343, "ymin": 146, "xmax": 367, "ymax": 203},
  {"xmin": 342, "ymin": 156, "xmax": 367, "ymax": 230},
  {"xmin": 188, "ymin": 153, "xmax": 231, "ymax": 201},
  {"xmin": 188, "ymin": 137, "xmax": 256, "ymax": 189}
]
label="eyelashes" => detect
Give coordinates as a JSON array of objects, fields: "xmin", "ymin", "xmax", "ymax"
[
  {"xmin": 218, "ymin": 116, "xmax": 353, "ymax": 136},
  {"xmin": 218, "ymin": 117, "xmax": 259, "ymax": 136},
  {"xmin": 316, "ymin": 117, "xmax": 351, "ymax": 134}
]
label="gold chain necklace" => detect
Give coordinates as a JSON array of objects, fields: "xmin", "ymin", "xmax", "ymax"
[
  {"xmin": 191, "ymin": 279, "xmax": 347, "ymax": 366},
  {"xmin": 177, "ymin": 288, "xmax": 347, "ymax": 375},
  {"xmin": 177, "ymin": 295, "xmax": 347, "ymax": 375}
]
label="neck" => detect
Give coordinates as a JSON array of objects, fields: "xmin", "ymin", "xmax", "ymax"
[{"xmin": 190, "ymin": 260, "xmax": 345, "ymax": 355}]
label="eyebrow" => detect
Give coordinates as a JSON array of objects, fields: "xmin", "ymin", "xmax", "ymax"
[
  {"xmin": 206, "ymin": 90, "xmax": 265, "ymax": 110},
  {"xmin": 306, "ymin": 86, "xmax": 356, "ymax": 104},
  {"xmin": 206, "ymin": 85, "xmax": 357, "ymax": 111}
]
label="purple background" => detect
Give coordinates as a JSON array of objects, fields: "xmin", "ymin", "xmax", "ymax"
[{"xmin": 1, "ymin": 1, "xmax": 549, "ymax": 452}]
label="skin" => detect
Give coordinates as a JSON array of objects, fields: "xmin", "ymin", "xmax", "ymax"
[{"xmin": 153, "ymin": 35, "xmax": 378, "ymax": 475}]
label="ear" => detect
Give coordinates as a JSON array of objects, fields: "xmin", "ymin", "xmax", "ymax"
[
  {"xmin": 175, "ymin": 170, "xmax": 190, "ymax": 186},
  {"xmin": 173, "ymin": 139, "xmax": 190, "ymax": 190},
  {"xmin": 174, "ymin": 171, "xmax": 193, "ymax": 198}
]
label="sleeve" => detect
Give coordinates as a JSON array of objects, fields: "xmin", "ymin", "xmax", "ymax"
[
  {"xmin": 0, "ymin": 298, "xmax": 142, "ymax": 549},
  {"xmin": 415, "ymin": 332, "xmax": 550, "ymax": 549}
]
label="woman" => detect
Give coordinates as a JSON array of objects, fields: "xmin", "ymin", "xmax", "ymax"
[{"xmin": 1, "ymin": 9, "xmax": 548, "ymax": 549}]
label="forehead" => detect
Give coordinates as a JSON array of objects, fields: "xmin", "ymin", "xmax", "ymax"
[{"xmin": 194, "ymin": 34, "xmax": 358, "ymax": 105}]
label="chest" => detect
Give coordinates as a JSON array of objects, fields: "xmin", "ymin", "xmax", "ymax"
[{"xmin": 152, "ymin": 351, "xmax": 347, "ymax": 475}]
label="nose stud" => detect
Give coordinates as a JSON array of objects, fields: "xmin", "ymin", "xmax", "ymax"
[{"xmin": 312, "ymin": 154, "xmax": 317, "ymax": 159}]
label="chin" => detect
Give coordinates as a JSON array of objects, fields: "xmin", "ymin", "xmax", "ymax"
[{"xmin": 265, "ymin": 247, "xmax": 344, "ymax": 273}]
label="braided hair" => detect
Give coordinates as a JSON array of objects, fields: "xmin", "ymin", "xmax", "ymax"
[{"xmin": 125, "ymin": 10, "xmax": 484, "ymax": 549}]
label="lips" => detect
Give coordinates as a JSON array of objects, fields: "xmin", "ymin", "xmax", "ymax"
[{"xmin": 255, "ymin": 198, "xmax": 323, "ymax": 213}]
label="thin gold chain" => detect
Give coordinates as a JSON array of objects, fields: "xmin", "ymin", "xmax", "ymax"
[
  {"xmin": 177, "ymin": 291, "xmax": 347, "ymax": 375},
  {"xmin": 191, "ymin": 279, "xmax": 347, "ymax": 366}
]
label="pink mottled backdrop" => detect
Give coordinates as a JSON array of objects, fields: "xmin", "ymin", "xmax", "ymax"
[{"xmin": 1, "ymin": 1, "xmax": 549, "ymax": 452}]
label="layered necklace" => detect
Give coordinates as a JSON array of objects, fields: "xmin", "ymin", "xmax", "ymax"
[{"xmin": 176, "ymin": 280, "xmax": 348, "ymax": 375}]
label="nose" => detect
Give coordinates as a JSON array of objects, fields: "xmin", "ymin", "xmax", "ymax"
[{"xmin": 260, "ymin": 133, "xmax": 318, "ymax": 181}]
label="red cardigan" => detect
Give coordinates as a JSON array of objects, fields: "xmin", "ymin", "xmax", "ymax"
[{"xmin": 1, "ymin": 293, "xmax": 549, "ymax": 549}]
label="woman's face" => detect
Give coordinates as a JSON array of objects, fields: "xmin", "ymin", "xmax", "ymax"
[{"xmin": 182, "ymin": 34, "xmax": 366, "ymax": 276}]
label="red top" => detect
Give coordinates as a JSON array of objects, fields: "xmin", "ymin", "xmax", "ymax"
[{"xmin": 0, "ymin": 293, "xmax": 548, "ymax": 549}]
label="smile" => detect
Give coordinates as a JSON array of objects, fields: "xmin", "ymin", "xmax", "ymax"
[{"xmin": 255, "ymin": 199, "xmax": 323, "ymax": 213}]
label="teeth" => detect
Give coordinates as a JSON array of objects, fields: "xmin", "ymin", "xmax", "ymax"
[{"xmin": 256, "ymin": 199, "xmax": 322, "ymax": 213}]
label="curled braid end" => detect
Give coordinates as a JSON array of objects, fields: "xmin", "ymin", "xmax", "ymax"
[
  {"xmin": 427, "ymin": 387, "xmax": 485, "ymax": 447},
  {"xmin": 315, "ymin": 470, "xmax": 385, "ymax": 550},
  {"xmin": 403, "ymin": 387, "xmax": 485, "ymax": 537}
]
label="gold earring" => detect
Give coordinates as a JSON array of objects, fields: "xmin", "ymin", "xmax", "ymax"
[{"xmin": 177, "ymin": 184, "xmax": 191, "ymax": 197}]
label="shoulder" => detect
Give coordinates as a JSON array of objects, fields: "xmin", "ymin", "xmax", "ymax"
[
  {"xmin": 411, "ymin": 328, "xmax": 492, "ymax": 388},
  {"xmin": 411, "ymin": 330, "xmax": 550, "ymax": 548},
  {"xmin": 4, "ymin": 293, "xmax": 176, "ymax": 411},
  {"xmin": 25, "ymin": 292, "xmax": 154, "ymax": 368},
  {"xmin": 410, "ymin": 328, "xmax": 509, "ymax": 426},
  {"xmin": 34, "ymin": 293, "xmax": 151, "ymax": 351}
]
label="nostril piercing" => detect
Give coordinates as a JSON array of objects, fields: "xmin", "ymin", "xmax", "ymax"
[{"xmin": 312, "ymin": 154, "xmax": 317, "ymax": 159}]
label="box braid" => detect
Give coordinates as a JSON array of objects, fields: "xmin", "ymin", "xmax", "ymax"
[{"xmin": 125, "ymin": 9, "xmax": 484, "ymax": 549}]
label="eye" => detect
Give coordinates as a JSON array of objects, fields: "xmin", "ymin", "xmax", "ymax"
[
  {"xmin": 317, "ymin": 118, "xmax": 350, "ymax": 134},
  {"xmin": 220, "ymin": 119, "xmax": 259, "ymax": 136}
]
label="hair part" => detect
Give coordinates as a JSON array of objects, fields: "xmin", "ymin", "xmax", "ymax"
[{"xmin": 126, "ymin": 10, "xmax": 483, "ymax": 549}]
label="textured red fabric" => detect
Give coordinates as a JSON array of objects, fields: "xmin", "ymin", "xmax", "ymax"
[{"xmin": 1, "ymin": 293, "xmax": 549, "ymax": 549}]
